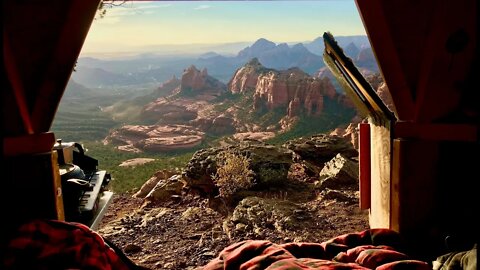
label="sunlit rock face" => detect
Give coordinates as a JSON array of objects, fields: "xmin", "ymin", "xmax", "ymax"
[
  {"xmin": 180, "ymin": 65, "xmax": 226, "ymax": 94},
  {"xmin": 254, "ymin": 68, "xmax": 336, "ymax": 116},
  {"xmin": 228, "ymin": 58, "xmax": 264, "ymax": 93},
  {"xmin": 229, "ymin": 59, "xmax": 338, "ymax": 117},
  {"xmin": 140, "ymin": 64, "xmax": 228, "ymax": 127}
]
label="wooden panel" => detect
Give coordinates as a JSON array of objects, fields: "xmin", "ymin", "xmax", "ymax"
[
  {"xmin": 3, "ymin": 132, "xmax": 55, "ymax": 156},
  {"xmin": 391, "ymin": 139, "xmax": 479, "ymax": 259},
  {"xmin": 394, "ymin": 122, "xmax": 478, "ymax": 142},
  {"xmin": 391, "ymin": 139, "xmax": 438, "ymax": 232},
  {"xmin": 390, "ymin": 139, "xmax": 440, "ymax": 259},
  {"xmin": 51, "ymin": 151, "xmax": 65, "ymax": 221},
  {"xmin": 3, "ymin": 152, "xmax": 64, "ymax": 230},
  {"xmin": 368, "ymin": 120, "xmax": 391, "ymax": 228},
  {"xmin": 3, "ymin": 133, "xmax": 64, "ymax": 224}
]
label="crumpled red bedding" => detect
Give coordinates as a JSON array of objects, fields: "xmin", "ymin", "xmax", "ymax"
[
  {"xmin": 202, "ymin": 229, "xmax": 431, "ymax": 270},
  {"xmin": 1, "ymin": 219, "xmax": 133, "ymax": 270}
]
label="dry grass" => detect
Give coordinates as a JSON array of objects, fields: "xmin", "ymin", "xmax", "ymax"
[{"xmin": 213, "ymin": 150, "xmax": 255, "ymax": 198}]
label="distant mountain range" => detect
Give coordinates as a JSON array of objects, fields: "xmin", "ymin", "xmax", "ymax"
[
  {"xmin": 72, "ymin": 35, "xmax": 377, "ymax": 89},
  {"xmin": 304, "ymin": 35, "xmax": 370, "ymax": 55}
]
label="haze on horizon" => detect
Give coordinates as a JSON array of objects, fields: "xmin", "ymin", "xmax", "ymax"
[{"xmin": 82, "ymin": 0, "xmax": 366, "ymax": 58}]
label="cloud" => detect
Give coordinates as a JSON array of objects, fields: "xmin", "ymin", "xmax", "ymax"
[
  {"xmin": 194, "ymin": 5, "xmax": 211, "ymax": 10},
  {"xmin": 97, "ymin": 2, "xmax": 173, "ymax": 24},
  {"xmin": 135, "ymin": 3, "xmax": 173, "ymax": 9}
]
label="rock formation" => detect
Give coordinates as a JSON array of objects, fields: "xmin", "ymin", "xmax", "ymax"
[
  {"xmin": 140, "ymin": 65, "xmax": 228, "ymax": 127},
  {"xmin": 365, "ymin": 73, "xmax": 396, "ymax": 114},
  {"xmin": 182, "ymin": 141, "xmax": 294, "ymax": 197},
  {"xmin": 329, "ymin": 119, "xmax": 362, "ymax": 150},
  {"xmin": 376, "ymin": 83, "xmax": 396, "ymax": 113},
  {"xmin": 229, "ymin": 59, "xmax": 338, "ymax": 117},
  {"xmin": 104, "ymin": 124, "xmax": 205, "ymax": 152},
  {"xmin": 110, "ymin": 59, "xmax": 359, "ymax": 152},
  {"xmin": 155, "ymin": 75, "xmax": 180, "ymax": 97},
  {"xmin": 283, "ymin": 134, "xmax": 358, "ymax": 174},
  {"xmin": 228, "ymin": 58, "xmax": 269, "ymax": 93},
  {"xmin": 180, "ymin": 65, "xmax": 226, "ymax": 95},
  {"xmin": 142, "ymin": 100, "xmax": 198, "ymax": 124},
  {"xmin": 316, "ymin": 153, "xmax": 359, "ymax": 191},
  {"xmin": 133, "ymin": 169, "xmax": 177, "ymax": 198}
]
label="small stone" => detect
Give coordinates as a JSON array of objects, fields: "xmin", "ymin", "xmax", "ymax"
[
  {"xmin": 294, "ymin": 237, "xmax": 304, "ymax": 242},
  {"xmin": 124, "ymin": 243, "xmax": 142, "ymax": 254},
  {"xmin": 163, "ymin": 262, "xmax": 175, "ymax": 269},
  {"xmin": 235, "ymin": 223, "xmax": 247, "ymax": 232}
]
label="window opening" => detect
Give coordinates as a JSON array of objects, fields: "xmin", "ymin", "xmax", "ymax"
[{"xmin": 50, "ymin": 2, "xmax": 385, "ymax": 268}]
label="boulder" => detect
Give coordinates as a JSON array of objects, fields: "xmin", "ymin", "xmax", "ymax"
[
  {"xmin": 182, "ymin": 142, "xmax": 294, "ymax": 197},
  {"xmin": 133, "ymin": 170, "xmax": 177, "ymax": 199},
  {"xmin": 315, "ymin": 153, "xmax": 359, "ymax": 191},
  {"xmin": 283, "ymin": 134, "xmax": 358, "ymax": 171},
  {"xmin": 145, "ymin": 175, "xmax": 186, "ymax": 202}
]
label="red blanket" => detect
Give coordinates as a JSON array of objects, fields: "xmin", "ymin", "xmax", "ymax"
[
  {"xmin": 202, "ymin": 229, "xmax": 430, "ymax": 270},
  {"xmin": 2, "ymin": 219, "xmax": 132, "ymax": 270}
]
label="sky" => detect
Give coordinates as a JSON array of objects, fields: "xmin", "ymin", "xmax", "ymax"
[{"xmin": 81, "ymin": 0, "xmax": 366, "ymax": 57}]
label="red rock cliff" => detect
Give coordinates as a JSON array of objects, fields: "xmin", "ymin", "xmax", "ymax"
[
  {"xmin": 180, "ymin": 65, "xmax": 226, "ymax": 94},
  {"xmin": 228, "ymin": 58, "xmax": 269, "ymax": 93},
  {"xmin": 229, "ymin": 59, "xmax": 337, "ymax": 117}
]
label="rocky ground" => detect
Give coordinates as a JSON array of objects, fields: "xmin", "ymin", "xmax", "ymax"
[
  {"xmin": 97, "ymin": 135, "xmax": 370, "ymax": 270},
  {"xmin": 99, "ymin": 191, "xmax": 368, "ymax": 270}
]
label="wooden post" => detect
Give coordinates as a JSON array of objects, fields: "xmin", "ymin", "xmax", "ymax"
[
  {"xmin": 3, "ymin": 133, "xmax": 64, "ymax": 231},
  {"xmin": 359, "ymin": 123, "xmax": 371, "ymax": 209}
]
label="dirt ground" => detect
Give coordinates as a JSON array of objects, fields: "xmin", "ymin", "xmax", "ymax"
[{"xmin": 98, "ymin": 188, "xmax": 369, "ymax": 270}]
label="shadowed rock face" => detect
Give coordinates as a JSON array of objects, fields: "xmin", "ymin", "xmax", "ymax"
[
  {"xmin": 154, "ymin": 75, "xmax": 181, "ymax": 98},
  {"xmin": 283, "ymin": 134, "xmax": 358, "ymax": 172}
]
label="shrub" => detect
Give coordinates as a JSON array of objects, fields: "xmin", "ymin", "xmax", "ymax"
[
  {"xmin": 257, "ymin": 167, "xmax": 287, "ymax": 187},
  {"xmin": 213, "ymin": 150, "xmax": 255, "ymax": 198}
]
